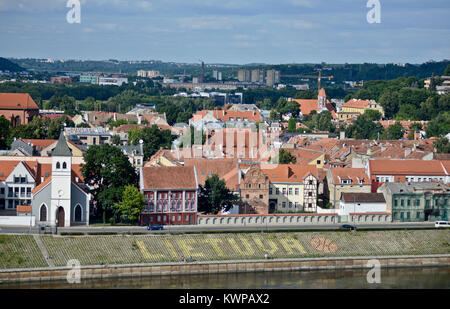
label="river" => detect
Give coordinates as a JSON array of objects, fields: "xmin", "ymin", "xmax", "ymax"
[{"xmin": 1, "ymin": 267, "xmax": 449, "ymax": 289}]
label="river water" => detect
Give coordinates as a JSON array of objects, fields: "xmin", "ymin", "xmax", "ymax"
[{"xmin": 1, "ymin": 267, "xmax": 449, "ymax": 289}]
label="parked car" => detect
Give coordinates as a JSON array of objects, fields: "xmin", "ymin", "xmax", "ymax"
[
  {"xmin": 147, "ymin": 225, "xmax": 164, "ymax": 231},
  {"xmin": 435, "ymin": 221, "xmax": 450, "ymax": 228},
  {"xmin": 340, "ymin": 224, "xmax": 357, "ymax": 230},
  {"xmin": 0, "ymin": 228, "xmax": 2, "ymax": 233}
]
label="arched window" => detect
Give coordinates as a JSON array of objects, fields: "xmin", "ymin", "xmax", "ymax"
[
  {"xmin": 63, "ymin": 162, "xmax": 67, "ymax": 169},
  {"xmin": 74, "ymin": 205, "xmax": 82, "ymax": 222},
  {"xmin": 40, "ymin": 204, "xmax": 47, "ymax": 222},
  {"xmin": 56, "ymin": 162, "xmax": 61, "ymax": 169}
]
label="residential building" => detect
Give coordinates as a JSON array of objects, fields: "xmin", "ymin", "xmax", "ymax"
[
  {"xmin": 266, "ymin": 69, "xmax": 280, "ymax": 87},
  {"xmin": 378, "ymin": 182, "xmax": 450, "ymax": 222},
  {"xmin": 137, "ymin": 70, "xmax": 161, "ymax": 78},
  {"xmin": 0, "ymin": 93, "xmax": 40, "ymax": 127},
  {"xmin": 139, "ymin": 166, "xmax": 198, "ymax": 225},
  {"xmin": 251, "ymin": 69, "xmax": 265, "ymax": 84},
  {"xmin": 238, "ymin": 69, "xmax": 251, "ymax": 82},
  {"xmin": 324, "ymin": 167, "xmax": 371, "ymax": 208},
  {"xmin": 118, "ymin": 143, "xmax": 145, "ymax": 169},
  {"xmin": 338, "ymin": 193, "xmax": 387, "ymax": 216},
  {"xmin": 367, "ymin": 159, "xmax": 449, "ymax": 192},
  {"xmin": 261, "ymin": 164, "xmax": 318, "ymax": 213},
  {"xmin": 240, "ymin": 164, "xmax": 270, "ymax": 214},
  {"xmin": 337, "ymin": 99, "xmax": 384, "ymax": 120},
  {"xmin": 65, "ymin": 127, "xmax": 112, "ymax": 146}
]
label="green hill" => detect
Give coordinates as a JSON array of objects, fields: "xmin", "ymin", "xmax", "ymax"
[{"xmin": 0, "ymin": 57, "xmax": 25, "ymax": 72}]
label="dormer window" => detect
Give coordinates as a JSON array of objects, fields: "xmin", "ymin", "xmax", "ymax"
[{"xmin": 340, "ymin": 179, "xmax": 351, "ymax": 184}]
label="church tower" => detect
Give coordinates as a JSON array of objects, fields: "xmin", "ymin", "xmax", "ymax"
[
  {"xmin": 318, "ymin": 88, "xmax": 327, "ymax": 112},
  {"xmin": 50, "ymin": 130, "xmax": 73, "ymax": 227}
]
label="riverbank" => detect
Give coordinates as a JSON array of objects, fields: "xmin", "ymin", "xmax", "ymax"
[
  {"xmin": 0, "ymin": 229, "xmax": 448, "ymax": 283},
  {"xmin": 0, "ymin": 255, "xmax": 449, "ymax": 284}
]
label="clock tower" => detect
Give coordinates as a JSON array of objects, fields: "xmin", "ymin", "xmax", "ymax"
[{"xmin": 50, "ymin": 130, "xmax": 73, "ymax": 227}]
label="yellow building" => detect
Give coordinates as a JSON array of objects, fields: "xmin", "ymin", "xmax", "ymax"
[
  {"xmin": 324, "ymin": 167, "xmax": 371, "ymax": 208},
  {"xmin": 338, "ymin": 99, "xmax": 384, "ymax": 120},
  {"xmin": 261, "ymin": 164, "xmax": 318, "ymax": 213}
]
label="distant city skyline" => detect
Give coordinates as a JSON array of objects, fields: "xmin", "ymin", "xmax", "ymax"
[{"xmin": 0, "ymin": 0, "xmax": 449, "ymax": 65}]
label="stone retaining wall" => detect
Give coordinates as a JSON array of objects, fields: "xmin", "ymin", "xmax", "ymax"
[
  {"xmin": 0, "ymin": 255, "xmax": 448, "ymax": 283},
  {"xmin": 197, "ymin": 213, "xmax": 392, "ymax": 226}
]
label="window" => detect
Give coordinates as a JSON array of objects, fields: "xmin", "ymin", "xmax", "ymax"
[
  {"xmin": 259, "ymin": 195, "xmax": 263, "ymax": 199},
  {"xmin": 308, "ymin": 192, "xmax": 312, "ymax": 197},
  {"xmin": 400, "ymin": 200, "xmax": 404, "ymax": 207},
  {"xmin": 416, "ymin": 199, "xmax": 420, "ymax": 206},
  {"xmin": 74, "ymin": 205, "xmax": 82, "ymax": 222},
  {"xmin": 289, "ymin": 202, "xmax": 292, "ymax": 208},
  {"xmin": 20, "ymin": 177, "xmax": 26, "ymax": 183},
  {"xmin": 269, "ymin": 188, "xmax": 272, "ymax": 195},
  {"xmin": 63, "ymin": 162, "xmax": 67, "ymax": 169},
  {"xmin": 275, "ymin": 188, "xmax": 280, "ymax": 195},
  {"xmin": 295, "ymin": 202, "xmax": 299, "ymax": 208},
  {"xmin": 56, "ymin": 162, "xmax": 61, "ymax": 169},
  {"xmin": 295, "ymin": 188, "xmax": 299, "ymax": 195},
  {"xmin": 282, "ymin": 188, "xmax": 286, "ymax": 195},
  {"xmin": 246, "ymin": 194, "xmax": 249, "ymax": 199},
  {"xmin": 288, "ymin": 188, "xmax": 292, "ymax": 195},
  {"xmin": 407, "ymin": 199, "xmax": 411, "ymax": 206},
  {"xmin": 282, "ymin": 202, "xmax": 286, "ymax": 208},
  {"xmin": 40, "ymin": 204, "xmax": 47, "ymax": 222}
]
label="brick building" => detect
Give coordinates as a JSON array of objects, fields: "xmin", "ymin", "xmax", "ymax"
[
  {"xmin": 0, "ymin": 93, "xmax": 40, "ymax": 127},
  {"xmin": 139, "ymin": 166, "xmax": 199, "ymax": 225}
]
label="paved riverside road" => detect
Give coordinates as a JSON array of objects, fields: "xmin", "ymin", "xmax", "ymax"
[{"xmin": 0, "ymin": 222, "xmax": 436, "ymax": 235}]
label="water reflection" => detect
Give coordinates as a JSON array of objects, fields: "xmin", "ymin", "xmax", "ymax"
[{"xmin": 2, "ymin": 267, "xmax": 449, "ymax": 289}]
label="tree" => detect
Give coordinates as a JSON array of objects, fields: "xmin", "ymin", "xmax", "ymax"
[
  {"xmin": 363, "ymin": 109, "xmax": 382, "ymax": 121},
  {"xmin": 113, "ymin": 185, "xmax": 145, "ymax": 223},
  {"xmin": 81, "ymin": 144, "xmax": 138, "ymax": 222},
  {"xmin": 381, "ymin": 122, "xmax": 405, "ymax": 140},
  {"xmin": 426, "ymin": 112, "xmax": 450, "ymax": 138},
  {"xmin": 197, "ymin": 175, "xmax": 239, "ymax": 214},
  {"xmin": 287, "ymin": 118, "xmax": 297, "ymax": 132},
  {"xmin": 345, "ymin": 114, "xmax": 384, "ymax": 140},
  {"xmin": 445, "ymin": 64, "xmax": 450, "ymax": 76},
  {"xmin": 128, "ymin": 125, "xmax": 175, "ymax": 160},
  {"xmin": 278, "ymin": 149, "xmax": 297, "ymax": 164},
  {"xmin": 0, "ymin": 116, "xmax": 11, "ymax": 150},
  {"xmin": 434, "ymin": 137, "xmax": 450, "ymax": 154},
  {"xmin": 111, "ymin": 134, "xmax": 121, "ymax": 145}
]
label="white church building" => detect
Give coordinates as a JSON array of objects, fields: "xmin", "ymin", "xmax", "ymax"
[{"xmin": 31, "ymin": 131, "xmax": 90, "ymax": 227}]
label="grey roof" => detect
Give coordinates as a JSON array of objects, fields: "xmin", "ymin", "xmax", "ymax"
[
  {"xmin": 51, "ymin": 131, "xmax": 72, "ymax": 157},
  {"xmin": 341, "ymin": 193, "xmax": 386, "ymax": 203},
  {"xmin": 381, "ymin": 182, "xmax": 450, "ymax": 194}
]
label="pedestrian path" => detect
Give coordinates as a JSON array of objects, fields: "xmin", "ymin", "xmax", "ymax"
[{"xmin": 33, "ymin": 235, "xmax": 55, "ymax": 267}]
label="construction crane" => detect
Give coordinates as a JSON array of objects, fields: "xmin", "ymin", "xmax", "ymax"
[{"xmin": 280, "ymin": 70, "xmax": 333, "ymax": 89}]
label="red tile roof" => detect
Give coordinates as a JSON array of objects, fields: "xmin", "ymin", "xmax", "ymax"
[
  {"xmin": 260, "ymin": 164, "xmax": 318, "ymax": 183},
  {"xmin": 141, "ymin": 166, "xmax": 197, "ymax": 189},
  {"xmin": 0, "ymin": 93, "xmax": 39, "ymax": 110},
  {"xmin": 369, "ymin": 160, "xmax": 449, "ymax": 176}
]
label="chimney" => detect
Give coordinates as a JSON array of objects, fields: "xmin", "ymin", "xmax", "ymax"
[{"xmin": 405, "ymin": 148, "xmax": 411, "ymax": 157}]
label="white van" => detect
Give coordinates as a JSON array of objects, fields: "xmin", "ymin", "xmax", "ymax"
[{"xmin": 435, "ymin": 221, "xmax": 450, "ymax": 228}]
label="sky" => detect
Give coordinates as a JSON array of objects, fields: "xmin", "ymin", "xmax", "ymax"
[{"xmin": 0, "ymin": 0, "xmax": 449, "ymax": 64}]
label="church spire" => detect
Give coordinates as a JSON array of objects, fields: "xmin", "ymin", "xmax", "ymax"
[{"xmin": 52, "ymin": 130, "xmax": 72, "ymax": 157}]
